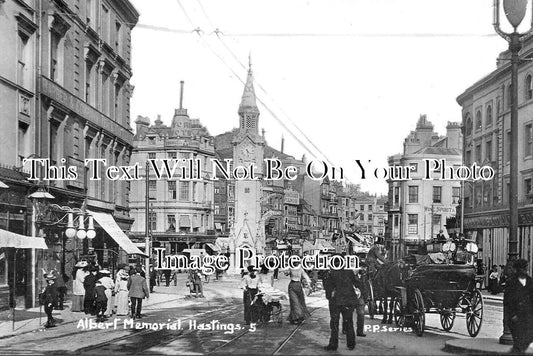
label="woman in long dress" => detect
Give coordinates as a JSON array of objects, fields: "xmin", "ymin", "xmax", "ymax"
[
  {"xmin": 287, "ymin": 266, "xmax": 311, "ymax": 324},
  {"xmin": 71, "ymin": 261, "xmax": 88, "ymax": 312},
  {"xmin": 115, "ymin": 271, "xmax": 129, "ymax": 316},
  {"xmin": 98, "ymin": 269, "xmax": 115, "ymax": 317}
]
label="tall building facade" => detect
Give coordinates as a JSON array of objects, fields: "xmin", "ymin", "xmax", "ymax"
[
  {"xmin": 0, "ymin": 0, "xmax": 139, "ymax": 309},
  {"xmin": 353, "ymin": 196, "xmax": 387, "ymax": 236},
  {"xmin": 457, "ymin": 37, "xmax": 533, "ymax": 273},
  {"xmin": 387, "ymin": 116, "xmax": 463, "ymax": 258},
  {"xmin": 129, "ymin": 84, "xmax": 216, "ymax": 255}
]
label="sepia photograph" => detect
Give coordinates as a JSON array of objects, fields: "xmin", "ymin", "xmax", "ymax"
[{"xmin": 0, "ymin": 0, "xmax": 532, "ymax": 354}]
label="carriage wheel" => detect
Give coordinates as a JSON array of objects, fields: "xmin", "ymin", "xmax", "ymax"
[
  {"xmin": 412, "ymin": 289, "xmax": 425, "ymax": 337},
  {"xmin": 466, "ymin": 289, "xmax": 483, "ymax": 337},
  {"xmin": 439, "ymin": 309, "xmax": 455, "ymax": 331},
  {"xmin": 367, "ymin": 281, "xmax": 375, "ymax": 320},
  {"xmin": 393, "ymin": 297, "xmax": 405, "ymax": 327}
]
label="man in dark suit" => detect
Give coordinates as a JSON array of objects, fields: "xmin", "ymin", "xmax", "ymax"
[
  {"xmin": 324, "ymin": 265, "xmax": 363, "ymax": 351},
  {"xmin": 505, "ymin": 259, "xmax": 533, "ymax": 354},
  {"xmin": 128, "ymin": 267, "xmax": 150, "ymax": 319}
]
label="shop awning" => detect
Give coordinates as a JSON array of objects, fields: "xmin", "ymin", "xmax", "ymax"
[
  {"xmin": 346, "ymin": 235, "xmax": 359, "ymax": 245},
  {"xmin": 206, "ymin": 243, "xmax": 220, "ymax": 252},
  {"xmin": 0, "ymin": 229, "xmax": 48, "ymax": 249},
  {"xmin": 179, "ymin": 215, "xmax": 191, "ymax": 227},
  {"xmin": 88, "ymin": 211, "xmax": 148, "ymax": 257}
]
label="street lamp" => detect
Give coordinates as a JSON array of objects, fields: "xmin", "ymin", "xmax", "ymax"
[{"xmin": 493, "ymin": 0, "xmax": 533, "ymax": 345}]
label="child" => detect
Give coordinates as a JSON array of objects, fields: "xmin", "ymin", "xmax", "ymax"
[{"xmin": 94, "ymin": 280, "xmax": 108, "ymax": 322}]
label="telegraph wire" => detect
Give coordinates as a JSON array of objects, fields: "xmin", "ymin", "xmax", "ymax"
[
  {"xmin": 174, "ymin": 0, "xmax": 329, "ymax": 165},
  {"xmin": 214, "ymin": 30, "xmax": 338, "ymax": 168},
  {"xmin": 197, "ymin": 2, "xmax": 340, "ymax": 175}
]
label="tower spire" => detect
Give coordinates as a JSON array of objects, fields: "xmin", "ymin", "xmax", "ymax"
[{"xmin": 238, "ymin": 53, "xmax": 259, "ymax": 131}]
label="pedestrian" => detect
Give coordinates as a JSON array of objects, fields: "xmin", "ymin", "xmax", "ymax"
[
  {"xmin": 83, "ymin": 267, "xmax": 98, "ymax": 315},
  {"xmin": 41, "ymin": 273, "xmax": 59, "ymax": 328},
  {"xmin": 149, "ymin": 267, "xmax": 157, "ymax": 293},
  {"xmin": 323, "ymin": 265, "xmax": 363, "ymax": 351},
  {"xmin": 71, "ymin": 261, "xmax": 88, "ymax": 312},
  {"xmin": 241, "ymin": 265, "xmax": 260, "ymax": 325},
  {"xmin": 193, "ymin": 269, "xmax": 204, "ymax": 298},
  {"xmin": 51, "ymin": 269, "xmax": 67, "ymax": 310},
  {"xmin": 488, "ymin": 265, "xmax": 500, "ymax": 295},
  {"xmin": 127, "ymin": 267, "xmax": 149, "ymax": 319},
  {"xmin": 505, "ymin": 259, "xmax": 533, "ymax": 354},
  {"xmin": 354, "ymin": 269, "xmax": 367, "ymax": 337},
  {"xmin": 98, "ymin": 269, "xmax": 114, "ymax": 317},
  {"xmin": 94, "ymin": 280, "xmax": 108, "ymax": 322},
  {"xmin": 286, "ymin": 265, "xmax": 311, "ymax": 325},
  {"xmin": 163, "ymin": 268, "xmax": 171, "ymax": 287},
  {"xmin": 114, "ymin": 270, "xmax": 130, "ymax": 316}
]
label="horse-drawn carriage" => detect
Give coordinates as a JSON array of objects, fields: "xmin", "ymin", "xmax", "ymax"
[
  {"xmin": 394, "ymin": 263, "xmax": 483, "ymax": 337},
  {"xmin": 367, "ymin": 239, "xmax": 484, "ymax": 337}
]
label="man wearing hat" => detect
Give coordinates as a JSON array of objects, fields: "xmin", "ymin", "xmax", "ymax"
[
  {"xmin": 240, "ymin": 265, "xmax": 260, "ymax": 325},
  {"xmin": 127, "ymin": 267, "xmax": 149, "ymax": 319},
  {"xmin": 505, "ymin": 259, "xmax": 533, "ymax": 354},
  {"xmin": 41, "ymin": 273, "xmax": 59, "ymax": 328}
]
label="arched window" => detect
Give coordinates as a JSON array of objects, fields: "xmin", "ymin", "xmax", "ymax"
[
  {"xmin": 465, "ymin": 114, "xmax": 473, "ymax": 136},
  {"xmin": 526, "ymin": 74, "xmax": 533, "ymax": 100},
  {"xmin": 486, "ymin": 105, "xmax": 492, "ymax": 127},
  {"xmin": 475, "ymin": 110, "xmax": 482, "ymax": 131}
]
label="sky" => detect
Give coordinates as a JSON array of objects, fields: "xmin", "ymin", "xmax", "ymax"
[{"xmin": 128, "ymin": 0, "xmax": 513, "ymax": 195}]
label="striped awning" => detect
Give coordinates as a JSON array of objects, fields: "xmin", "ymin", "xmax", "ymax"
[
  {"xmin": 0, "ymin": 229, "xmax": 48, "ymax": 249},
  {"xmin": 206, "ymin": 243, "xmax": 220, "ymax": 252}
]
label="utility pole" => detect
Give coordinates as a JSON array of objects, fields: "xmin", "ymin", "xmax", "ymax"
[{"xmin": 145, "ymin": 161, "xmax": 150, "ymax": 276}]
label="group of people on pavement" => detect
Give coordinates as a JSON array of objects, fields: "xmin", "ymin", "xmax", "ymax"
[{"xmin": 40, "ymin": 260, "xmax": 150, "ymax": 327}]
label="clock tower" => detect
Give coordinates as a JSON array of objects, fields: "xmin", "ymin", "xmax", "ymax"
[{"xmin": 231, "ymin": 57, "xmax": 265, "ymax": 259}]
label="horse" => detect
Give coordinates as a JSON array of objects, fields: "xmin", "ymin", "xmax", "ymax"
[{"xmin": 370, "ymin": 260, "xmax": 408, "ymax": 324}]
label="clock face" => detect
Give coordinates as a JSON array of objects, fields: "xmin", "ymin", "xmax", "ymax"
[{"xmin": 239, "ymin": 142, "xmax": 255, "ymax": 163}]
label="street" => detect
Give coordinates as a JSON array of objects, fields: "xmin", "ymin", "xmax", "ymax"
[{"xmin": 0, "ymin": 274, "xmax": 505, "ymax": 355}]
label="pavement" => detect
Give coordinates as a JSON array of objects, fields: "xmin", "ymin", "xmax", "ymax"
[
  {"xmin": 444, "ymin": 338, "xmax": 533, "ymax": 355},
  {"xmin": 0, "ymin": 273, "xmax": 224, "ymax": 339}
]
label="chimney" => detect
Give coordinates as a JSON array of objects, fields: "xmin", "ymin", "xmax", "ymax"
[
  {"xmin": 134, "ymin": 115, "xmax": 150, "ymax": 136},
  {"xmin": 179, "ymin": 81, "xmax": 184, "ymax": 109},
  {"xmin": 175, "ymin": 81, "xmax": 188, "ymax": 116},
  {"xmin": 281, "ymin": 135, "xmax": 284, "ymax": 154}
]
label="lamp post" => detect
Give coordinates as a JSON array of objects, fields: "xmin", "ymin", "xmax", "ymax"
[
  {"xmin": 493, "ymin": 0, "xmax": 533, "ymax": 344},
  {"xmin": 28, "ymin": 188, "xmax": 96, "ymax": 306}
]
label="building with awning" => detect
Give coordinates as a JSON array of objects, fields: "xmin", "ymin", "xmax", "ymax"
[
  {"xmin": 0, "ymin": 229, "xmax": 48, "ymax": 249},
  {"xmin": 88, "ymin": 211, "xmax": 147, "ymax": 257}
]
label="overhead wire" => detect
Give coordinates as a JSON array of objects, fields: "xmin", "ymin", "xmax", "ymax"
[
  {"xmin": 175, "ymin": 0, "xmax": 330, "ymax": 167},
  {"xmin": 195, "ymin": 0, "xmax": 345, "ymax": 180}
]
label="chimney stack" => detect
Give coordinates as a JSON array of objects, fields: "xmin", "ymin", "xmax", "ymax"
[
  {"xmin": 179, "ymin": 81, "xmax": 184, "ymax": 109},
  {"xmin": 281, "ymin": 135, "xmax": 285, "ymax": 154}
]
